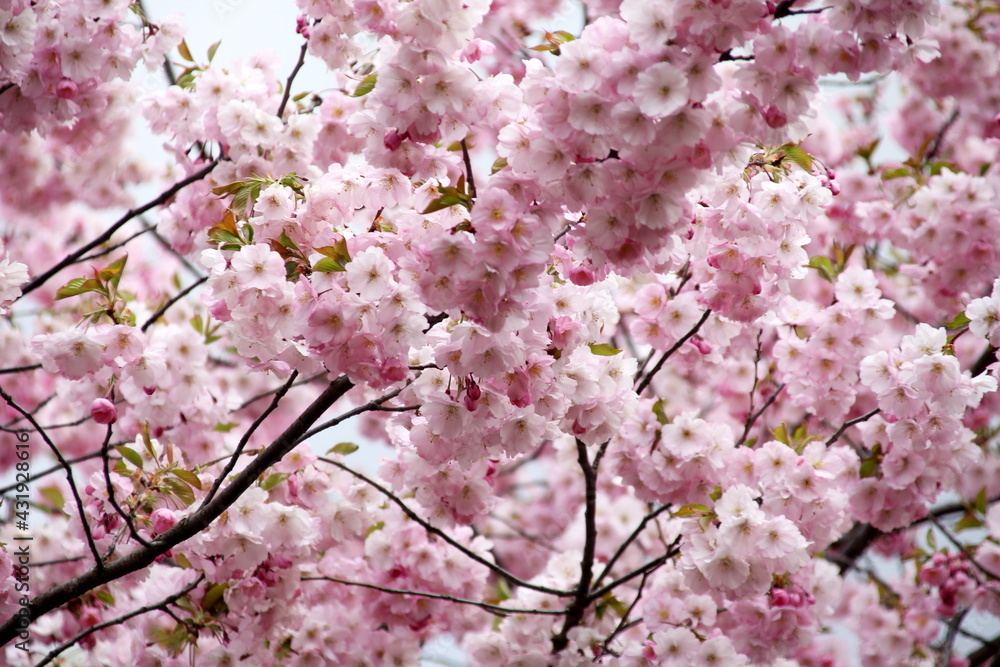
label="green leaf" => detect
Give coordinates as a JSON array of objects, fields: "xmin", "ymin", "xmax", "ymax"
[
  {"xmin": 588, "ymin": 343, "xmax": 622, "ymax": 356},
  {"xmin": 353, "ymin": 73, "xmax": 378, "ymax": 97},
  {"xmin": 40, "ymin": 486, "xmax": 65, "ymax": 512},
  {"xmin": 116, "ymin": 445, "xmax": 144, "ymax": 469},
  {"xmin": 954, "ymin": 512, "xmax": 982, "ymax": 532},
  {"xmin": 207, "ymin": 40, "xmax": 221, "ymax": 63},
  {"xmin": 859, "ymin": 457, "xmax": 879, "ymax": 479},
  {"xmin": 329, "ymin": 442, "xmax": 359, "ymax": 456},
  {"xmin": 945, "ymin": 311, "xmax": 971, "ymax": 330},
  {"xmin": 772, "ymin": 424, "xmax": 789, "ymax": 445},
  {"xmin": 213, "ymin": 421, "xmax": 238, "ymax": 432},
  {"xmin": 975, "ymin": 488, "xmax": 988, "ymax": 514},
  {"xmin": 99, "ymin": 254, "xmax": 128, "ymax": 291},
  {"xmin": 651, "ymin": 399, "xmax": 668, "ymax": 425},
  {"xmin": 490, "ymin": 157, "xmax": 508, "ymax": 174},
  {"xmin": 807, "ymin": 255, "xmax": 836, "ymax": 283},
  {"xmin": 164, "ymin": 478, "xmax": 195, "ymax": 506},
  {"xmin": 260, "ymin": 472, "xmax": 290, "ymax": 491},
  {"xmin": 881, "ymin": 166, "xmax": 910, "ymax": 180},
  {"xmin": 174, "ymin": 552, "xmax": 193, "ymax": 569},
  {"xmin": 366, "ymin": 520, "xmax": 385, "ymax": 537},
  {"xmin": 95, "ymin": 589, "xmax": 115, "ymax": 606},
  {"xmin": 54, "ymin": 277, "xmax": 104, "ymax": 300},
  {"xmin": 277, "ymin": 231, "xmax": 302, "ymax": 253},
  {"xmin": 672, "ymin": 503, "xmax": 711, "ymax": 518},
  {"xmin": 925, "ymin": 527, "xmax": 937, "ymax": 551},
  {"xmin": 175, "ymin": 70, "xmax": 197, "ymax": 90},
  {"xmin": 421, "ymin": 193, "xmax": 469, "ymax": 214},
  {"xmin": 495, "ymin": 576, "xmax": 512, "ymax": 602},
  {"xmin": 172, "ymin": 469, "xmax": 203, "ymax": 491},
  {"xmin": 202, "ymin": 583, "xmax": 228, "ymax": 610},
  {"xmin": 313, "ymin": 257, "xmax": 346, "ymax": 273},
  {"xmin": 177, "ymin": 39, "xmax": 193, "ymax": 62},
  {"xmin": 780, "ymin": 144, "xmax": 814, "ymax": 172}
]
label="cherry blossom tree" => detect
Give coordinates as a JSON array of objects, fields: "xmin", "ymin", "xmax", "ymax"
[{"xmin": 3, "ymin": 0, "xmax": 1000, "ymax": 664}]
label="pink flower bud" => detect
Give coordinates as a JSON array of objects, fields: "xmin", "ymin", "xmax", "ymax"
[
  {"xmin": 383, "ymin": 129, "xmax": 407, "ymax": 152},
  {"xmin": 568, "ymin": 263, "xmax": 596, "ymax": 286},
  {"xmin": 763, "ymin": 105, "xmax": 788, "ymax": 128},
  {"xmin": 55, "ymin": 78, "xmax": 78, "ymax": 100},
  {"xmin": 150, "ymin": 508, "xmax": 178, "ymax": 534},
  {"xmin": 90, "ymin": 398, "xmax": 117, "ymax": 424}
]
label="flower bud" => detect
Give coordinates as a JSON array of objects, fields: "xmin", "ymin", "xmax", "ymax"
[{"xmin": 90, "ymin": 398, "xmax": 117, "ymax": 425}]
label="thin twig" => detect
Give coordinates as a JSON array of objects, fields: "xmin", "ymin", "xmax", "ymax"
[
  {"xmin": 826, "ymin": 408, "xmax": 880, "ymax": 446},
  {"xmin": 460, "ymin": 138, "xmax": 477, "ymax": 201},
  {"xmin": 277, "ymin": 40, "xmax": 309, "ymax": 118},
  {"xmin": 737, "ymin": 383, "xmax": 786, "ymax": 447},
  {"xmin": 0, "ymin": 377, "xmax": 354, "ymax": 645},
  {"xmin": 100, "ymin": 420, "xmax": 150, "ymax": 548},
  {"xmin": 141, "ymin": 276, "xmax": 208, "ymax": 332},
  {"xmin": 601, "ymin": 571, "xmax": 650, "ymax": 652},
  {"xmin": 34, "ymin": 574, "xmax": 205, "ymax": 667},
  {"xmin": 924, "ymin": 107, "xmax": 960, "ymax": 163},
  {"xmin": 635, "ymin": 310, "xmax": 712, "ymax": 396},
  {"xmin": 552, "ymin": 439, "xmax": 599, "ymax": 653},
  {"xmin": 588, "ymin": 535, "xmax": 682, "ymax": 602},
  {"xmin": 202, "ymin": 371, "xmax": 300, "ymax": 506},
  {"xmin": 592, "ymin": 505, "xmax": 672, "ymax": 591},
  {"xmin": 0, "ymin": 364, "xmax": 42, "ymax": 375},
  {"xmin": 0, "ymin": 385, "xmax": 105, "ymax": 569},
  {"xmin": 317, "ymin": 456, "xmax": 573, "ymax": 598},
  {"xmin": 302, "ymin": 575, "xmax": 567, "ymax": 616},
  {"xmin": 297, "ymin": 381, "xmax": 412, "ymax": 443},
  {"xmin": 17, "ymin": 161, "xmax": 219, "ymax": 301}
]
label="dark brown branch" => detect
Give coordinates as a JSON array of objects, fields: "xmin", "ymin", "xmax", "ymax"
[
  {"xmin": 588, "ymin": 536, "xmax": 682, "ymax": 601},
  {"xmin": 737, "ymin": 383, "xmax": 786, "ymax": 447},
  {"xmin": 277, "ymin": 40, "xmax": 309, "ymax": 118},
  {"xmin": 826, "ymin": 408, "xmax": 880, "ymax": 446},
  {"xmin": 460, "ymin": 138, "xmax": 477, "ymax": 201},
  {"xmin": 635, "ymin": 309, "xmax": 712, "ymax": 396},
  {"xmin": 0, "ymin": 376, "xmax": 353, "ymax": 646},
  {"xmin": 34, "ymin": 574, "xmax": 205, "ymax": 667},
  {"xmin": 0, "ymin": 386, "xmax": 104, "ymax": 569},
  {"xmin": 100, "ymin": 421, "xmax": 150, "ymax": 549},
  {"xmin": 966, "ymin": 632, "xmax": 1000, "ymax": 665},
  {"xmin": 924, "ymin": 107, "xmax": 960, "ymax": 163},
  {"xmin": 552, "ymin": 439, "xmax": 599, "ymax": 653},
  {"xmin": 303, "ymin": 575, "xmax": 567, "ymax": 616},
  {"xmin": 0, "ymin": 364, "xmax": 42, "ymax": 375},
  {"xmin": 202, "ymin": 371, "xmax": 300, "ymax": 505},
  {"xmin": 592, "ymin": 505, "xmax": 672, "ymax": 591},
  {"xmin": 17, "ymin": 160, "xmax": 219, "ymax": 301},
  {"xmin": 141, "ymin": 276, "xmax": 208, "ymax": 332},
  {"xmin": 318, "ymin": 456, "xmax": 573, "ymax": 598}
]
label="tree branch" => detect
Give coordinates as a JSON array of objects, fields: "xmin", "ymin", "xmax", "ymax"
[
  {"xmin": 552, "ymin": 438, "xmax": 599, "ymax": 653},
  {"xmin": 635, "ymin": 309, "xmax": 712, "ymax": 396},
  {"xmin": 33, "ymin": 574, "xmax": 205, "ymax": 667},
  {"xmin": 203, "ymin": 370, "xmax": 299, "ymax": 505},
  {"xmin": 0, "ymin": 376, "xmax": 353, "ymax": 646},
  {"xmin": 277, "ymin": 40, "xmax": 309, "ymax": 118},
  {"xmin": 317, "ymin": 456, "xmax": 573, "ymax": 599},
  {"xmin": 17, "ymin": 160, "xmax": 219, "ymax": 301},
  {"xmin": 302, "ymin": 575, "xmax": 567, "ymax": 617},
  {"xmin": 826, "ymin": 408, "xmax": 880, "ymax": 446},
  {"xmin": 0, "ymin": 385, "xmax": 105, "ymax": 569}
]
